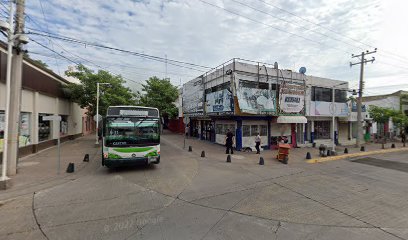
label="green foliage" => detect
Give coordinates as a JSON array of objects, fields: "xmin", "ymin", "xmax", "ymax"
[
  {"xmin": 368, "ymin": 105, "xmax": 398, "ymax": 124},
  {"xmin": 139, "ymin": 76, "xmax": 179, "ymax": 118},
  {"xmin": 392, "ymin": 112, "xmax": 408, "ymax": 130},
  {"xmin": 24, "ymin": 52, "xmax": 49, "ymax": 68},
  {"xmin": 65, "ymin": 65, "xmax": 137, "ymax": 116}
]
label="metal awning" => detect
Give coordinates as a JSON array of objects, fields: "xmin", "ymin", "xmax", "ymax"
[{"xmin": 277, "ymin": 116, "xmax": 307, "ymax": 124}]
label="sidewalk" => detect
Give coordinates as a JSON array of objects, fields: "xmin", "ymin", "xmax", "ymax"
[
  {"xmin": 0, "ymin": 134, "xmax": 100, "ymax": 199},
  {"xmin": 164, "ymin": 131, "xmax": 408, "ymax": 165}
]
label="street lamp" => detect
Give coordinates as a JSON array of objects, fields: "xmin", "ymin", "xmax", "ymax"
[
  {"xmin": 95, "ymin": 82, "xmax": 110, "ymax": 145},
  {"xmin": 0, "ymin": 1, "xmax": 28, "ymax": 183}
]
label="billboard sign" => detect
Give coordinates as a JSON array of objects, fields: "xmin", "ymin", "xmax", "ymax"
[
  {"xmin": 236, "ymin": 83, "xmax": 276, "ymax": 114},
  {"xmin": 182, "ymin": 77, "xmax": 204, "ymax": 115},
  {"xmin": 279, "ymin": 81, "xmax": 305, "ymax": 114},
  {"xmin": 206, "ymin": 89, "xmax": 234, "ymax": 113}
]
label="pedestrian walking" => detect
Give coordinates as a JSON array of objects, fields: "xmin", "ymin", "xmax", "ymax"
[
  {"xmin": 225, "ymin": 129, "xmax": 234, "ymax": 154},
  {"xmin": 255, "ymin": 132, "xmax": 261, "ymax": 154}
]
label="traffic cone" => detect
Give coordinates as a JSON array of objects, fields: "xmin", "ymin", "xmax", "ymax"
[
  {"xmin": 201, "ymin": 151, "xmax": 205, "ymax": 157},
  {"xmin": 344, "ymin": 148, "xmax": 348, "ymax": 154},
  {"xmin": 306, "ymin": 152, "xmax": 311, "ymax": 159},
  {"xmin": 226, "ymin": 154, "xmax": 231, "ymax": 163},
  {"xmin": 188, "ymin": 146, "xmax": 192, "ymax": 152},
  {"xmin": 259, "ymin": 157, "xmax": 264, "ymax": 165}
]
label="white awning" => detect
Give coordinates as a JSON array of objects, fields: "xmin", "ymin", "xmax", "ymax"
[{"xmin": 277, "ymin": 116, "xmax": 307, "ymax": 124}]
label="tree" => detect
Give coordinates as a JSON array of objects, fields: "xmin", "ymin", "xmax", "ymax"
[
  {"xmin": 65, "ymin": 65, "xmax": 138, "ymax": 116},
  {"xmin": 391, "ymin": 111, "xmax": 408, "ymax": 146},
  {"xmin": 368, "ymin": 106, "xmax": 399, "ymax": 148},
  {"xmin": 139, "ymin": 76, "xmax": 179, "ymax": 118}
]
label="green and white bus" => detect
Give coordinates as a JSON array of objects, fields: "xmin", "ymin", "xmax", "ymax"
[{"xmin": 102, "ymin": 106, "xmax": 160, "ymax": 167}]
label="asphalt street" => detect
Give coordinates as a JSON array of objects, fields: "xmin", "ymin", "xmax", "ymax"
[{"xmin": 1, "ymin": 132, "xmax": 408, "ymax": 240}]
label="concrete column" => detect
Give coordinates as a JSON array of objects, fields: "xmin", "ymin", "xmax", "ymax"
[
  {"xmin": 6, "ymin": 51, "xmax": 23, "ymax": 176},
  {"xmin": 310, "ymin": 120, "xmax": 315, "ymax": 143},
  {"xmin": 32, "ymin": 92, "xmax": 39, "ymax": 145},
  {"xmin": 348, "ymin": 121, "xmax": 352, "ymax": 140}
]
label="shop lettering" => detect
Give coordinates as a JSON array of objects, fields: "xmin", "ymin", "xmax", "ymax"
[
  {"xmin": 112, "ymin": 142, "xmax": 127, "ymax": 145},
  {"xmin": 285, "ymin": 96, "xmax": 300, "ymax": 103}
]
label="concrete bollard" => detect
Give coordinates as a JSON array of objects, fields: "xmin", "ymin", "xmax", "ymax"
[
  {"xmin": 66, "ymin": 163, "xmax": 75, "ymax": 173},
  {"xmin": 391, "ymin": 143, "xmax": 396, "ymax": 148},
  {"xmin": 344, "ymin": 148, "xmax": 348, "ymax": 154},
  {"xmin": 327, "ymin": 149, "xmax": 331, "ymax": 156},
  {"xmin": 306, "ymin": 152, "xmax": 312, "ymax": 159},
  {"xmin": 188, "ymin": 146, "xmax": 192, "ymax": 152},
  {"xmin": 201, "ymin": 151, "xmax": 205, "ymax": 157},
  {"xmin": 259, "ymin": 157, "xmax": 264, "ymax": 165},
  {"xmin": 83, "ymin": 154, "xmax": 89, "ymax": 162},
  {"xmin": 226, "ymin": 154, "xmax": 231, "ymax": 163},
  {"xmin": 360, "ymin": 146, "xmax": 365, "ymax": 151}
]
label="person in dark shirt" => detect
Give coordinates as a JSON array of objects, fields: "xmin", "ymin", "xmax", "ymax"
[{"xmin": 225, "ymin": 129, "xmax": 234, "ymax": 154}]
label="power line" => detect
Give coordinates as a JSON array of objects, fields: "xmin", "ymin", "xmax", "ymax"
[{"xmin": 27, "ymin": 28, "xmax": 211, "ymax": 72}]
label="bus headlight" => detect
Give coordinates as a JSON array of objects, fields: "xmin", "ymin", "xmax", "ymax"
[{"xmin": 103, "ymin": 153, "xmax": 108, "ymax": 159}]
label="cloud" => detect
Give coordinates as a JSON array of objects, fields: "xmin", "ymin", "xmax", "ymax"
[{"xmin": 19, "ymin": 0, "xmax": 408, "ymax": 95}]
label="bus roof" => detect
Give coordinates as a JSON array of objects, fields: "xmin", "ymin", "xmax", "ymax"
[{"xmin": 106, "ymin": 106, "xmax": 159, "ymax": 118}]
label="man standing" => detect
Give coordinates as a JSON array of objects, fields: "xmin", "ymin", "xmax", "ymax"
[
  {"xmin": 255, "ymin": 132, "xmax": 261, "ymax": 154},
  {"xmin": 225, "ymin": 129, "xmax": 234, "ymax": 154}
]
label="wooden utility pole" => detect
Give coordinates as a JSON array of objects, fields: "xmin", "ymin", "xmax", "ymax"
[{"xmin": 350, "ymin": 49, "xmax": 376, "ymax": 148}]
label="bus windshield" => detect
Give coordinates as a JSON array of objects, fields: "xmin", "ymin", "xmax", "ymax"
[{"xmin": 105, "ymin": 117, "xmax": 160, "ymax": 147}]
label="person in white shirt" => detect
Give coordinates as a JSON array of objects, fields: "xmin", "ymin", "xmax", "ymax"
[{"xmin": 255, "ymin": 132, "xmax": 261, "ymax": 154}]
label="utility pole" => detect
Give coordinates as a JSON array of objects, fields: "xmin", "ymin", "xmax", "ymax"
[
  {"xmin": 350, "ymin": 49, "xmax": 376, "ymax": 148},
  {"xmin": 6, "ymin": 0, "xmax": 25, "ymax": 176}
]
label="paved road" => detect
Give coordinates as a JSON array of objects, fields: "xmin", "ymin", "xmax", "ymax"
[{"xmin": 2, "ymin": 133, "xmax": 408, "ymax": 240}]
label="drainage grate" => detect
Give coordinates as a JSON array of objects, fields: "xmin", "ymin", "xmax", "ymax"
[{"xmin": 352, "ymin": 157, "xmax": 408, "ymax": 173}]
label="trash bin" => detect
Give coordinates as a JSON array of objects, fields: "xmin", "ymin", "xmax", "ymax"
[{"xmin": 276, "ymin": 144, "xmax": 290, "ymax": 163}]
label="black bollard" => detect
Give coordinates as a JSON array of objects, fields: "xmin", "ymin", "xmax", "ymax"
[
  {"xmin": 226, "ymin": 154, "xmax": 231, "ymax": 163},
  {"xmin": 391, "ymin": 143, "xmax": 396, "ymax": 148},
  {"xmin": 360, "ymin": 146, "xmax": 365, "ymax": 151},
  {"xmin": 259, "ymin": 157, "xmax": 264, "ymax": 165},
  {"xmin": 312, "ymin": 143, "xmax": 316, "ymax": 148},
  {"xmin": 344, "ymin": 148, "xmax": 348, "ymax": 154},
  {"xmin": 66, "ymin": 163, "xmax": 75, "ymax": 173},
  {"xmin": 201, "ymin": 151, "xmax": 205, "ymax": 157},
  {"xmin": 306, "ymin": 152, "xmax": 312, "ymax": 159},
  {"xmin": 282, "ymin": 156, "xmax": 288, "ymax": 164},
  {"xmin": 188, "ymin": 146, "xmax": 192, "ymax": 152},
  {"xmin": 327, "ymin": 149, "xmax": 331, "ymax": 156},
  {"xmin": 83, "ymin": 154, "xmax": 89, "ymax": 162}
]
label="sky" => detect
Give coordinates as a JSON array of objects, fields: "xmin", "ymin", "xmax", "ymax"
[{"xmin": 2, "ymin": 0, "xmax": 407, "ymax": 95}]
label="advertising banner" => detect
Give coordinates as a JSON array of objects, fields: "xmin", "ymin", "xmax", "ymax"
[
  {"xmin": 279, "ymin": 81, "xmax": 305, "ymax": 114},
  {"xmin": 236, "ymin": 85, "xmax": 276, "ymax": 114},
  {"xmin": 313, "ymin": 101, "xmax": 349, "ymax": 116},
  {"xmin": 182, "ymin": 78, "xmax": 204, "ymax": 115},
  {"xmin": 206, "ymin": 89, "xmax": 234, "ymax": 113}
]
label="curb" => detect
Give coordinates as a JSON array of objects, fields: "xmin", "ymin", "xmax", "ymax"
[{"xmin": 306, "ymin": 147, "xmax": 408, "ymax": 163}]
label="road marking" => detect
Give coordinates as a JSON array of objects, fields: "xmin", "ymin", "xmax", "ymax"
[{"xmin": 306, "ymin": 147, "xmax": 408, "ymax": 164}]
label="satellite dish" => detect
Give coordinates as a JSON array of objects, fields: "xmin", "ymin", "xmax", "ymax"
[{"xmin": 299, "ymin": 67, "xmax": 306, "ymax": 74}]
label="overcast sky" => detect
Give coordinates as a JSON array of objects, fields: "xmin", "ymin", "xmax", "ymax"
[{"xmin": 8, "ymin": 0, "xmax": 408, "ymax": 95}]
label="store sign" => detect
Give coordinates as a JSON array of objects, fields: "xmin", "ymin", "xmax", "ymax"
[
  {"xmin": 206, "ymin": 89, "xmax": 234, "ymax": 113},
  {"xmin": 279, "ymin": 81, "xmax": 305, "ymax": 114},
  {"xmin": 312, "ymin": 101, "xmax": 349, "ymax": 116},
  {"xmin": 119, "ymin": 110, "xmax": 148, "ymax": 116},
  {"xmin": 183, "ymin": 78, "xmax": 204, "ymax": 115}
]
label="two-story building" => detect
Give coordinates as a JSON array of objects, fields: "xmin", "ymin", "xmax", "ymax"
[{"xmin": 182, "ymin": 58, "xmax": 354, "ymax": 151}]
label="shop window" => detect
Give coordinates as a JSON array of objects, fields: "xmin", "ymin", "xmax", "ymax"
[
  {"xmin": 335, "ymin": 89, "xmax": 347, "ymax": 103},
  {"xmin": 39, "ymin": 114, "xmax": 52, "ymax": 142},
  {"xmin": 315, "ymin": 121, "xmax": 330, "ymax": 139},
  {"xmin": 260, "ymin": 125, "xmax": 267, "ymax": 136},
  {"xmin": 251, "ymin": 125, "xmax": 259, "ymax": 136},
  {"xmin": 216, "ymin": 124, "xmax": 223, "ymax": 134},
  {"xmin": 20, "ymin": 113, "xmax": 31, "ymax": 147},
  {"xmin": 243, "ymin": 125, "xmax": 250, "ymax": 137},
  {"xmin": 312, "ymin": 87, "xmax": 332, "ymax": 102},
  {"xmin": 228, "ymin": 124, "xmax": 235, "ymax": 133},
  {"xmin": 60, "ymin": 115, "xmax": 68, "ymax": 136}
]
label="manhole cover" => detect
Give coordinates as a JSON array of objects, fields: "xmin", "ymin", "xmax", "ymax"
[{"xmin": 352, "ymin": 157, "xmax": 408, "ymax": 173}]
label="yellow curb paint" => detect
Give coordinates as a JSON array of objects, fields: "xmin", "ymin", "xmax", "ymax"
[{"xmin": 306, "ymin": 147, "xmax": 408, "ymax": 164}]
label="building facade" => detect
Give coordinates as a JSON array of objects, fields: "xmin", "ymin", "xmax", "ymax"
[
  {"xmin": 182, "ymin": 59, "xmax": 354, "ymax": 151},
  {"xmin": 0, "ymin": 47, "xmax": 85, "ymax": 160}
]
